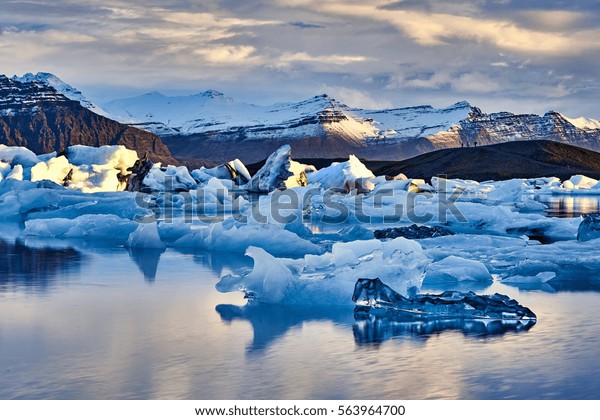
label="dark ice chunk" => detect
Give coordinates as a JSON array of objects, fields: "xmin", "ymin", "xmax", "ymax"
[
  {"xmin": 577, "ymin": 213, "xmax": 600, "ymax": 242},
  {"xmin": 352, "ymin": 277, "xmax": 536, "ymax": 321},
  {"xmin": 352, "ymin": 278, "xmax": 537, "ymax": 343},
  {"xmin": 374, "ymin": 224, "xmax": 454, "ymax": 240}
]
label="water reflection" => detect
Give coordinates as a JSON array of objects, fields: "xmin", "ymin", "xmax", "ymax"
[
  {"xmin": 127, "ymin": 248, "xmax": 164, "ymax": 282},
  {"xmin": 500, "ymin": 268, "xmax": 600, "ymax": 293},
  {"xmin": 186, "ymin": 250, "xmax": 252, "ymax": 278},
  {"xmin": 216, "ymin": 300, "xmax": 538, "ymax": 352},
  {"xmin": 128, "ymin": 247, "xmax": 252, "ymax": 283},
  {"xmin": 536, "ymin": 194, "xmax": 600, "ymax": 218},
  {"xmin": 0, "ymin": 238, "xmax": 83, "ymax": 292},
  {"xmin": 216, "ymin": 303, "xmax": 354, "ymax": 352},
  {"xmin": 353, "ymin": 313, "xmax": 536, "ymax": 345}
]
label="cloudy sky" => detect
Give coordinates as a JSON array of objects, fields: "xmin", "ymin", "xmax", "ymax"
[{"xmin": 1, "ymin": 0, "xmax": 600, "ymax": 117}]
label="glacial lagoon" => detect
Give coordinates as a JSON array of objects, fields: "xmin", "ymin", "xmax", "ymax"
[{"xmin": 1, "ymin": 225, "xmax": 600, "ymax": 400}]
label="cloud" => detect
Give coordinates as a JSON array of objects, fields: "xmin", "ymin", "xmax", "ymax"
[
  {"xmin": 451, "ymin": 72, "xmax": 501, "ymax": 93},
  {"xmin": 278, "ymin": 52, "xmax": 367, "ymax": 66},
  {"xmin": 312, "ymin": 1, "xmax": 600, "ymax": 55},
  {"xmin": 194, "ymin": 45, "xmax": 258, "ymax": 64},
  {"xmin": 321, "ymin": 85, "xmax": 393, "ymax": 109},
  {"xmin": 1, "ymin": 0, "xmax": 600, "ymax": 119},
  {"xmin": 289, "ymin": 21, "xmax": 325, "ymax": 29}
]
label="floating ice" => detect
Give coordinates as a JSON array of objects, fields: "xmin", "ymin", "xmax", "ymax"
[
  {"xmin": 6, "ymin": 164, "xmax": 23, "ymax": 181},
  {"xmin": 0, "ymin": 144, "xmax": 145, "ymax": 192},
  {"xmin": 173, "ymin": 219, "xmax": 322, "ymax": 257},
  {"xmin": 374, "ymin": 224, "xmax": 454, "ymax": 240},
  {"xmin": 537, "ymin": 174, "xmax": 600, "ymax": 195},
  {"xmin": 216, "ymin": 237, "xmax": 429, "ymax": 304},
  {"xmin": 24, "ymin": 214, "xmax": 138, "ymax": 241},
  {"xmin": 578, "ymin": 214, "xmax": 600, "ymax": 242},
  {"xmin": 501, "ymin": 271, "xmax": 556, "ymax": 285},
  {"xmin": 156, "ymin": 219, "xmax": 193, "ymax": 243},
  {"xmin": 352, "ymin": 277, "xmax": 536, "ymax": 322},
  {"xmin": 0, "ymin": 145, "xmax": 40, "ymax": 167},
  {"xmin": 191, "ymin": 159, "xmax": 251, "ymax": 185},
  {"xmin": 126, "ymin": 221, "xmax": 166, "ymax": 249},
  {"xmin": 418, "ymin": 233, "xmax": 600, "ymax": 292},
  {"xmin": 143, "ymin": 164, "xmax": 197, "ymax": 191},
  {"xmin": 245, "ymin": 145, "xmax": 310, "ymax": 192},
  {"xmin": 307, "ymin": 155, "xmax": 375, "ymax": 192},
  {"xmin": 30, "ymin": 156, "xmax": 71, "ymax": 185},
  {"xmin": 423, "ymin": 255, "xmax": 493, "ymax": 285},
  {"xmin": 561, "ymin": 175, "xmax": 598, "ymax": 190}
]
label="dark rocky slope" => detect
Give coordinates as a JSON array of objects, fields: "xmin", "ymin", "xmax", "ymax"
[{"xmin": 375, "ymin": 140, "xmax": 600, "ymax": 181}]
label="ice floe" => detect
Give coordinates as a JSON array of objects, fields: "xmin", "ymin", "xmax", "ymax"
[{"xmin": 216, "ymin": 237, "xmax": 429, "ymax": 304}]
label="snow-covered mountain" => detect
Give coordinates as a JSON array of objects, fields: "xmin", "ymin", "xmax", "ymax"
[
  {"xmin": 10, "ymin": 71, "xmax": 600, "ymax": 164},
  {"xmin": 104, "ymin": 92, "xmax": 381, "ymax": 141},
  {"xmin": 104, "ymin": 89, "xmax": 600, "ymax": 163},
  {"xmin": 0, "ymin": 74, "xmax": 176, "ymax": 164},
  {"xmin": 12, "ymin": 72, "xmax": 108, "ymax": 117}
]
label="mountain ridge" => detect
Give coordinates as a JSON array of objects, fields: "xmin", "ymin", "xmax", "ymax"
[
  {"xmin": 374, "ymin": 140, "xmax": 600, "ymax": 182},
  {"xmin": 102, "ymin": 87, "xmax": 600, "ymax": 164},
  {"xmin": 7, "ymin": 72, "xmax": 600, "ymax": 165},
  {"xmin": 0, "ymin": 75, "xmax": 177, "ymax": 165}
]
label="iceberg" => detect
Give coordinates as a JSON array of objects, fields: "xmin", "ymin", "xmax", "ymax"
[
  {"xmin": 24, "ymin": 214, "xmax": 138, "ymax": 241},
  {"xmin": 143, "ymin": 164, "xmax": 198, "ymax": 191},
  {"xmin": 374, "ymin": 224, "xmax": 454, "ymax": 240},
  {"xmin": 216, "ymin": 237, "xmax": 429, "ymax": 304},
  {"xmin": 191, "ymin": 159, "xmax": 251, "ymax": 185},
  {"xmin": 173, "ymin": 219, "xmax": 322, "ymax": 257},
  {"xmin": 352, "ymin": 277, "xmax": 536, "ymax": 322},
  {"xmin": 307, "ymin": 155, "xmax": 375, "ymax": 193},
  {"xmin": 244, "ymin": 145, "xmax": 311, "ymax": 192},
  {"xmin": 561, "ymin": 175, "xmax": 598, "ymax": 190},
  {"xmin": 423, "ymin": 255, "xmax": 493, "ymax": 285},
  {"xmin": 6, "ymin": 164, "xmax": 24, "ymax": 181},
  {"xmin": 126, "ymin": 221, "xmax": 166, "ymax": 249},
  {"xmin": 0, "ymin": 144, "xmax": 40, "ymax": 167},
  {"xmin": 577, "ymin": 213, "xmax": 600, "ymax": 242},
  {"xmin": 125, "ymin": 153, "xmax": 154, "ymax": 192},
  {"xmin": 0, "ymin": 144, "xmax": 144, "ymax": 193}
]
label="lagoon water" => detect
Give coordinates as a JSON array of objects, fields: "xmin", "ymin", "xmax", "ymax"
[{"xmin": 1, "ymin": 234, "xmax": 600, "ymax": 400}]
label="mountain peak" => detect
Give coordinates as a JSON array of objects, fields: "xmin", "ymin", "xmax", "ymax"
[
  {"xmin": 195, "ymin": 89, "xmax": 225, "ymax": 98},
  {"xmin": 452, "ymin": 100, "xmax": 471, "ymax": 108},
  {"xmin": 1, "ymin": 73, "xmax": 72, "ymax": 114},
  {"xmin": 11, "ymin": 72, "xmax": 108, "ymax": 117}
]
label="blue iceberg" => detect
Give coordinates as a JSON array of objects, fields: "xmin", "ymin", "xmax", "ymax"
[{"xmin": 353, "ymin": 277, "xmax": 537, "ymax": 321}]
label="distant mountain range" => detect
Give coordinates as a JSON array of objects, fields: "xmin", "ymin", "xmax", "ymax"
[
  {"xmin": 102, "ymin": 87, "xmax": 600, "ymax": 164},
  {"xmin": 0, "ymin": 73, "xmax": 176, "ymax": 164},
  {"xmin": 3, "ymin": 72, "xmax": 600, "ymax": 167}
]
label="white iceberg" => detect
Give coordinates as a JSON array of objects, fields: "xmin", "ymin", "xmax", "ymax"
[
  {"xmin": 24, "ymin": 214, "xmax": 138, "ymax": 240},
  {"xmin": 307, "ymin": 155, "xmax": 375, "ymax": 192},
  {"xmin": 245, "ymin": 145, "xmax": 311, "ymax": 192},
  {"xmin": 126, "ymin": 221, "xmax": 166, "ymax": 249},
  {"xmin": 423, "ymin": 255, "xmax": 493, "ymax": 284},
  {"xmin": 173, "ymin": 218, "xmax": 322, "ymax": 257},
  {"xmin": 143, "ymin": 164, "xmax": 198, "ymax": 191},
  {"xmin": 191, "ymin": 159, "xmax": 251, "ymax": 185},
  {"xmin": 216, "ymin": 237, "xmax": 429, "ymax": 304}
]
